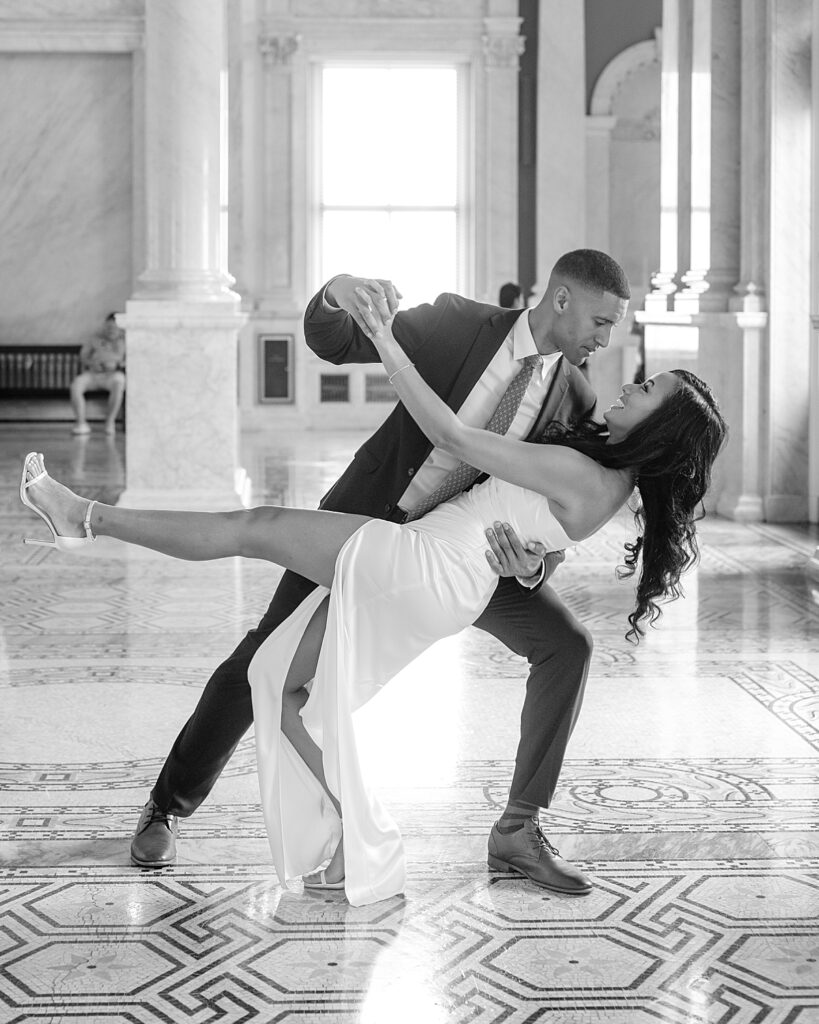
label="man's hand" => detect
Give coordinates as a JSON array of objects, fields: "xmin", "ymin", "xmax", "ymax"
[
  {"xmin": 484, "ymin": 522, "xmax": 565, "ymax": 586},
  {"xmin": 325, "ymin": 276, "xmax": 402, "ymax": 337}
]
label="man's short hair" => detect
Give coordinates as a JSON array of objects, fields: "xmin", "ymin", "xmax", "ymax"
[{"xmin": 552, "ymin": 249, "xmax": 630, "ymax": 300}]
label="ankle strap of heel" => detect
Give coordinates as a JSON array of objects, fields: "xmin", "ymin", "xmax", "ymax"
[{"xmin": 83, "ymin": 500, "xmax": 97, "ymax": 540}]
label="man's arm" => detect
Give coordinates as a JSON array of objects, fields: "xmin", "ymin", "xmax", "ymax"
[
  {"xmin": 304, "ymin": 275, "xmax": 402, "ymax": 365},
  {"xmin": 484, "ymin": 523, "xmax": 566, "ymax": 593},
  {"xmin": 305, "ymin": 275, "xmax": 457, "ymax": 371},
  {"xmin": 77, "ymin": 339, "xmax": 98, "ymax": 372}
]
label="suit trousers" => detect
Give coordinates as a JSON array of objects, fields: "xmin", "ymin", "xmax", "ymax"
[{"xmin": 151, "ymin": 570, "xmax": 591, "ymax": 816}]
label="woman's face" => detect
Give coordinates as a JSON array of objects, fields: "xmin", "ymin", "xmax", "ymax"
[{"xmin": 603, "ymin": 372, "xmax": 680, "ymax": 442}]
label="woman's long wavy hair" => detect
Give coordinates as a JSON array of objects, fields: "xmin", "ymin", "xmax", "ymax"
[{"xmin": 542, "ymin": 370, "xmax": 727, "ymax": 642}]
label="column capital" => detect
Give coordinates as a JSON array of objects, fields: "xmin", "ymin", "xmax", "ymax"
[
  {"xmin": 482, "ymin": 17, "xmax": 525, "ymax": 70},
  {"xmin": 259, "ymin": 33, "xmax": 301, "ymax": 67}
]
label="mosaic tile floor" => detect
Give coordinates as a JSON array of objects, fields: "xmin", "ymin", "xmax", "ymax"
[{"xmin": 1, "ymin": 423, "xmax": 818, "ymax": 1023}]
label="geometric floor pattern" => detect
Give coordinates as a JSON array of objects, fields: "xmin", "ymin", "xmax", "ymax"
[{"xmin": 1, "ymin": 423, "xmax": 818, "ymax": 1023}]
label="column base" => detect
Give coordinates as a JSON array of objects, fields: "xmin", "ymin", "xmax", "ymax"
[
  {"xmin": 121, "ymin": 298, "xmax": 248, "ymax": 507},
  {"xmin": 118, "ymin": 468, "xmax": 251, "ymax": 512},
  {"xmin": 717, "ymin": 492, "xmax": 764, "ymax": 522},
  {"xmin": 117, "ymin": 489, "xmax": 245, "ymax": 511}
]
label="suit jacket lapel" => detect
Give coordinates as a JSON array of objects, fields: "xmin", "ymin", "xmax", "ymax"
[{"xmin": 444, "ymin": 309, "xmax": 523, "ymax": 413}]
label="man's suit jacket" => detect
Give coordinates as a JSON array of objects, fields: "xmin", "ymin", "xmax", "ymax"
[{"xmin": 303, "ymin": 285, "xmax": 598, "ymax": 519}]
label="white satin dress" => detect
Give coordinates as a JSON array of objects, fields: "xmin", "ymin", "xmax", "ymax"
[{"xmin": 247, "ymin": 475, "xmax": 573, "ymax": 906}]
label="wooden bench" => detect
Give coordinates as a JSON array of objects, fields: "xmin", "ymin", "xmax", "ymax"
[{"xmin": 0, "ymin": 344, "xmax": 125, "ymax": 424}]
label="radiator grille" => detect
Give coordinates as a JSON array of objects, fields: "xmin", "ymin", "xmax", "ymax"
[{"xmin": 0, "ymin": 347, "xmax": 81, "ymax": 394}]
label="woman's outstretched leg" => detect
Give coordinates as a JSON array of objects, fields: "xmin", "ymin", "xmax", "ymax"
[{"xmin": 22, "ymin": 453, "xmax": 371, "ymax": 588}]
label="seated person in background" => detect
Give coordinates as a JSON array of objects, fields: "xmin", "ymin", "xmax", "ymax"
[
  {"xmin": 70, "ymin": 313, "xmax": 126, "ymax": 436},
  {"xmin": 498, "ymin": 282, "xmax": 525, "ymax": 309}
]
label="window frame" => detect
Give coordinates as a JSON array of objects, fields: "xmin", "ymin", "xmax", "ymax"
[{"xmin": 308, "ymin": 57, "xmax": 473, "ymax": 302}]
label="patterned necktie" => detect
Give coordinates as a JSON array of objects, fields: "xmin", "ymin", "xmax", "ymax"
[{"xmin": 405, "ymin": 354, "xmax": 542, "ymax": 522}]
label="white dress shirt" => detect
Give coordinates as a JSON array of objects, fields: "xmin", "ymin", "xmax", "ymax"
[{"xmin": 397, "ymin": 312, "xmax": 561, "ymax": 509}]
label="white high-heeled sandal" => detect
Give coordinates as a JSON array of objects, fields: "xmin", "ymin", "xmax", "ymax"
[
  {"xmin": 303, "ymin": 835, "xmax": 345, "ymax": 890},
  {"xmin": 20, "ymin": 452, "xmax": 97, "ymax": 551},
  {"xmin": 303, "ymin": 868, "xmax": 346, "ymax": 891}
]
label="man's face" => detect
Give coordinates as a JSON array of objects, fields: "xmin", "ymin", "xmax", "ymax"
[
  {"xmin": 104, "ymin": 320, "xmax": 119, "ymax": 340},
  {"xmin": 544, "ymin": 284, "xmax": 628, "ymax": 366}
]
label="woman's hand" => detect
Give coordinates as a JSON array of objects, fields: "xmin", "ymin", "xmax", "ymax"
[
  {"xmin": 326, "ymin": 277, "xmax": 401, "ymax": 337},
  {"xmin": 359, "ymin": 295, "xmax": 409, "ymax": 376}
]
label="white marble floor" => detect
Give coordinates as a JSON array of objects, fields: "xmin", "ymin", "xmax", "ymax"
[{"xmin": 1, "ymin": 423, "xmax": 818, "ymax": 1023}]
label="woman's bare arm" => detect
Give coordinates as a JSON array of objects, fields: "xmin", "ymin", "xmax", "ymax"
[{"xmin": 368, "ymin": 315, "xmax": 623, "ymax": 527}]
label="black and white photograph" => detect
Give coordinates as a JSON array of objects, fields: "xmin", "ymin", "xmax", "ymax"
[{"xmin": 1, "ymin": 1, "xmax": 818, "ymax": 1021}]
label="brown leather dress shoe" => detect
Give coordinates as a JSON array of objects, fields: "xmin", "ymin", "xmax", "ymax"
[
  {"xmin": 130, "ymin": 799, "xmax": 178, "ymax": 867},
  {"xmin": 488, "ymin": 817, "xmax": 592, "ymax": 895}
]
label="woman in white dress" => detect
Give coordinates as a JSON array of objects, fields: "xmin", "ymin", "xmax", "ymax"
[{"xmin": 21, "ymin": 312, "xmax": 726, "ymax": 906}]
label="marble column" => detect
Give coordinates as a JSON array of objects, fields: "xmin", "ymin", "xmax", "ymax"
[
  {"xmin": 716, "ymin": 0, "xmax": 768, "ymax": 522},
  {"xmin": 678, "ymin": 0, "xmax": 767, "ymax": 521},
  {"xmin": 763, "ymin": 0, "xmax": 811, "ymax": 522},
  {"xmin": 675, "ymin": 0, "xmax": 741, "ymax": 313},
  {"xmin": 644, "ymin": 0, "xmax": 692, "ymax": 313},
  {"xmin": 120, "ymin": 0, "xmax": 248, "ymax": 510},
  {"xmin": 535, "ymin": 0, "xmax": 585, "ymax": 281},
  {"xmin": 807, "ymin": 0, "xmax": 819, "ymax": 576},
  {"xmin": 478, "ymin": 16, "xmax": 524, "ymax": 301}
]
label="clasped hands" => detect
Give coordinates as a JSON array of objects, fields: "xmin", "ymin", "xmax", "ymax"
[
  {"xmin": 484, "ymin": 524, "xmax": 565, "ymax": 585},
  {"xmin": 325, "ymin": 275, "xmax": 400, "ymax": 338}
]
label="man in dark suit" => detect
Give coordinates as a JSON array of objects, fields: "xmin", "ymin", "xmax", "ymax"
[{"xmin": 130, "ymin": 248, "xmax": 630, "ymax": 897}]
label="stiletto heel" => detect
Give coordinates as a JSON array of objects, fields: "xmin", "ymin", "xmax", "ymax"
[
  {"xmin": 303, "ymin": 835, "xmax": 345, "ymax": 890},
  {"xmin": 303, "ymin": 869, "xmax": 346, "ymax": 891},
  {"xmin": 20, "ymin": 452, "xmax": 97, "ymax": 552}
]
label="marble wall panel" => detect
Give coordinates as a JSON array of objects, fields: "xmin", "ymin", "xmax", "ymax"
[
  {"xmin": 0, "ymin": 0, "xmax": 142, "ymax": 19},
  {"xmin": 0, "ymin": 52, "xmax": 133, "ymax": 347}
]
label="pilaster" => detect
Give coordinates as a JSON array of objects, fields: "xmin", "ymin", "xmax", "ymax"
[
  {"xmin": 764, "ymin": 0, "xmax": 811, "ymax": 522},
  {"xmin": 535, "ymin": 0, "xmax": 585, "ymax": 279},
  {"xmin": 257, "ymin": 29, "xmax": 302, "ymax": 312},
  {"xmin": 479, "ymin": 16, "xmax": 525, "ymax": 300},
  {"xmin": 584, "ymin": 116, "xmax": 617, "ymax": 254},
  {"xmin": 807, "ymin": 0, "xmax": 819, "ymax": 575}
]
